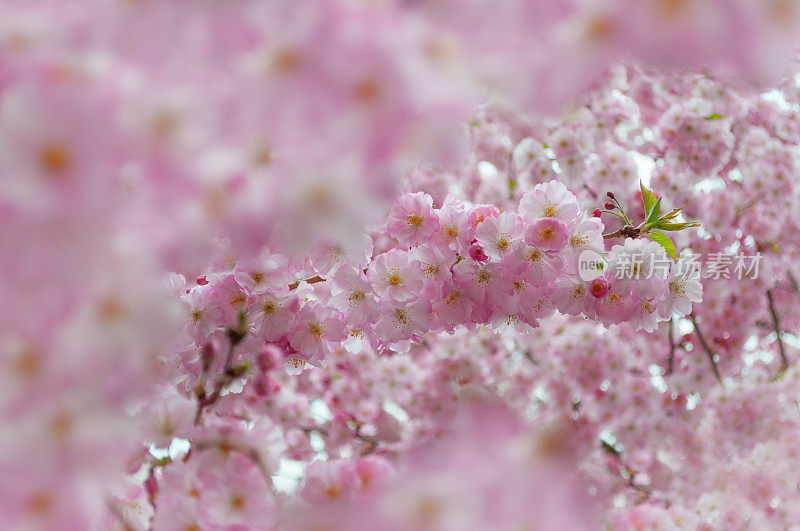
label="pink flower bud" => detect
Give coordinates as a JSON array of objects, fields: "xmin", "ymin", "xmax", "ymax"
[
  {"xmin": 527, "ymin": 218, "xmax": 568, "ymax": 251},
  {"xmin": 592, "ymin": 208, "xmax": 602, "ymax": 217},
  {"xmin": 145, "ymin": 474, "xmax": 158, "ymax": 502},
  {"xmin": 604, "ymin": 202, "xmax": 614, "ymax": 210},
  {"xmin": 257, "ymin": 344, "xmax": 283, "ymax": 372},
  {"xmin": 468, "ymin": 242, "xmax": 489, "ymax": 262},
  {"xmin": 468, "ymin": 204, "xmax": 500, "ymax": 229},
  {"xmin": 590, "ymin": 277, "xmax": 610, "ymax": 298},
  {"xmin": 196, "ymin": 275, "xmax": 208, "ymax": 285},
  {"xmin": 606, "ymin": 191, "xmax": 615, "ymax": 199}
]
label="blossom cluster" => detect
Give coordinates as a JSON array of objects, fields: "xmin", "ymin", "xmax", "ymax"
[
  {"xmin": 175, "ymin": 181, "xmax": 701, "ymax": 380},
  {"xmin": 4, "ymin": 0, "xmax": 800, "ymax": 529}
]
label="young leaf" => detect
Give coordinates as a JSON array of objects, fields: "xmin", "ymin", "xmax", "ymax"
[
  {"xmin": 658, "ymin": 205, "xmax": 686, "ymax": 221},
  {"xmin": 640, "ymin": 182, "xmax": 657, "ymax": 215},
  {"xmin": 652, "ymin": 221, "xmax": 700, "ymax": 231},
  {"xmin": 649, "ymin": 231, "xmax": 677, "ymax": 260},
  {"xmin": 645, "ymin": 196, "xmax": 662, "ymax": 225},
  {"xmin": 704, "ymin": 112, "xmax": 723, "ymax": 120}
]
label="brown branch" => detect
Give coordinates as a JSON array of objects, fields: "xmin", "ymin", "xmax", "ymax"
[
  {"xmin": 689, "ymin": 313, "xmax": 723, "ymax": 385},
  {"xmin": 194, "ymin": 334, "xmax": 244, "ymax": 425},
  {"xmin": 667, "ymin": 317, "xmax": 676, "ymax": 375},
  {"xmin": 766, "ymin": 289, "xmax": 789, "ymax": 375},
  {"xmin": 788, "ymin": 271, "xmax": 800, "ymax": 297},
  {"xmin": 603, "ymin": 225, "xmax": 641, "ymax": 240},
  {"xmin": 288, "ymin": 275, "xmax": 325, "ymax": 290}
]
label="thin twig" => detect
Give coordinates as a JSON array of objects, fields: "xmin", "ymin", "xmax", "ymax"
[
  {"xmin": 788, "ymin": 271, "xmax": 800, "ymax": 297},
  {"xmin": 603, "ymin": 225, "xmax": 641, "ymax": 240},
  {"xmin": 689, "ymin": 313, "xmax": 723, "ymax": 385},
  {"xmin": 194, "ymin": 338, "xmax": 240, "ymax": 425},
  {"xmin": 288, "ymin": 275, "xmax": 325, "ymax": 290},
  {"xmin": 667, "ymin": 317, "xmax": 676, "ymax": 375},
  {"xmin": 766, "ymin": 289, "xmax": 789, "ymax": 375}
]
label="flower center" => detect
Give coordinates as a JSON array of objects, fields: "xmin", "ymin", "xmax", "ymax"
[
  {"xmin": 540, "ymin": 227, "xmax": 555, "ymax": 240},
  {"xmin": 495, "ymin": 234, "xmax": 511, "ymax": 252},
  {"xmin": 542, "ymin": 201, "xmax": 558, "ymax": 217},
  {"xmin": 527, "ymin": 248, "xmax": 543, "ymax": 262},
  {"xmin": 442, "ymin": 224, "xmax": 459, "ymax": 239},
  {"xmin": 40, "ymin": 143, "xmax": 69, "ymax": 174},
  {"xmin": 669, "ymin": 279, "xmax": 686, "ymax": 295},
  {"xmin": 424, "ymin": 263, "xmax": 440, "ymax": 278},
  {"xmin": 570, "ymin": 233, "xmax": 589, "ymax": 249},
  {"xmin": 445, "ymin": 289, "xmax": 462, "ymax": 307},
  {"xmin": 347, "ymin": 289, "xmax": 366, "ymax": 304},
  {"xmin": 228, "ymin": 293, "xmax": 246, "ymax": 308},
  {"xmin": 287, "ymin": 355, "xmax": 305, "ymax": 369},
  {"xmin": 307, "ymin": 321, "xmax": 326, "ymax": 339},
  {"xmin": 407, "ymin": 211, "xmax": 424, "ymax": 228},
  {"xmin": 394, "ymin": 308, "xmax": 409, "ymax": 325},
  {"xmin": 386, "ymin": 269, "xmax": 404, "ymax": 287}
]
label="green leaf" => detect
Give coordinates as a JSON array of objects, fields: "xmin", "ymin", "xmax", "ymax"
[
  {"xmin": 645, "ymin": 196, "xmax": 662, "ymax": 225},
  {"xmin": 640, "ymin": 182, "xmax": 657, "ymax": 215},
  {"xmin": 652, "ymin": 221, "xmax": 700, "ymax": 231},
  {"xmin": 658, "ymin": 205, "xmax": 686, "ymax": 221},
  {"xmin": 542, "ymin": 142, "xmax": 549, "ymax": 149},
  {"xmin": 649, "ymin": 231, "xmax": 677, "ymax": 260},
  {"xmin": 704, "ymin": 113, "xmax": 723, "ymax": 120}
]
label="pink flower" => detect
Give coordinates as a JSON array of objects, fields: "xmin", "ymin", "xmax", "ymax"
[
  {"xmin": 468, "ymin": 242, "xmax": 489, "ymax": 262},
  {"xmin": 386, "ymin": 192, "xmax": 438, "ymax": 247},
  {"xmin": 659, "ymin": 268, "xmax": 703, "ymax": 318},
  {"xmin": 354, "ymin": 456, "xmax": 395, "ymax": 495},
  {"xmin": 183, "ymin": 287, "xmax": 222, "ymax": 341},
  {"xmin": 368, "ymin": 249, "xmax": 423, "ymax": 302},
  {"xmin": 373, "ymin": 300, "xmax": 429, "ymax": 343},
  {"xmin": 330, "ymin": 264, "xmax": 377, "ymax": 326},
  {"xmin": 474, "ymin": 211, "xmax": 524, "ymax": 261},
  {"xmin": 468, "ymin": 204, "xmax": 500, "ymax": 230},
  {"xmin": 606, "ymin": 239, "xmax": 669, "ymax": 300},
  {"xmin": 288, "ymin": 302, "xmax": 346, "ymax": 362},
  {"xmin": 250, "ymin": 290, "xmax": 296, "ymax": 341},
  {"xmin": 233, "ymin": 248, "xmax": 290, "ymax": 294},
  {"xmin": 518, "ymin": 180, "xmax": 579, "ymax": 225},
  {"xmin": 300, "ymin": 460, "xmax": 357, "ymax": 504},
  {"xmin": 411, "ymin": 243, "xmax": 454, "ymax": 296},
  {"xmin": 435, "ymin": 197, "xmax": 472, "ymax": 253},
  {"xmin": 589, "ymin": 277, "xmax": 610, "ymax": 298},
  {"xmin": 527, "ymin": 218, "xmax": 569, "ymax": 252}
]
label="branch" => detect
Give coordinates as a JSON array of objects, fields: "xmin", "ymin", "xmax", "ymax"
[
  {"xmin": 689, "ymin": 313, "xmax": 723, "ymax": 385},
  {"xmin": 288, "ymin": 275, "xmax": 325, "ymax": 290},
  {"xmin": 667, "ymin": 317, "xmax": 676, "ymax": 375},
  {"xmin": 788, "ymin": 271, "xmax": 800, "ymax": 297},
  {"xmin": 603, "ymin": 225, "xmax": 641, "ymax": 240},
  {"xmin": 766, "ymin": 289, "xmax": 789, "ymax": 375},
  {"xmin": 194, "ymin": 334, "xmax": 244, "ymax": 425}
]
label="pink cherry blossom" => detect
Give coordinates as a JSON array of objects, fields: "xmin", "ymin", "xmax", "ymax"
[
  {"xmin": 527, "ymin": 217, "xmax": 569, "ymax": 252},
  {"xmin": 474, "ymin": 211, "xmax": 524, "ymax": 260},
  {"xmin": 386, "ymin": 192, "xmax": 439, "ymax": 248}
]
